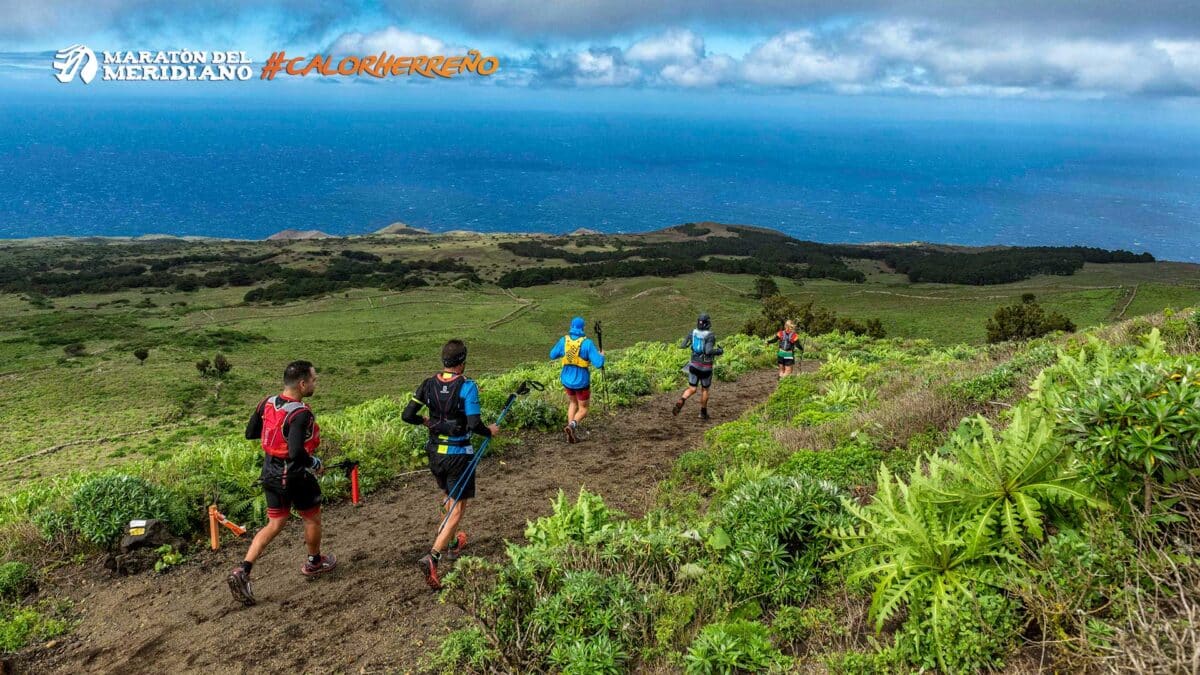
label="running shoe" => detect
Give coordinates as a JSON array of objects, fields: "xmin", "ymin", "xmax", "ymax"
[
  {"xmin": 227, "ymin": 567, "xmax": 255, "ymax": 606},
  {"xmin": 445, "ymin": 532, "xmax": 468, "ymax": 560},
  {"xmin": 300, "ymin": 553, "xmax": 338, "ymax": 577},
  {"xmin": 417, "ymin": 554, "xmax": 441, "ymax": 590}
]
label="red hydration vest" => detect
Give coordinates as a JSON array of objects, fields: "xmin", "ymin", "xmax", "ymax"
[
  {"xmin": 260, "ymin": 395, "xmax": 320, "ymax": 459},
  {"xmin": 776, "ymin": 330, "xmax": 799, "ymax": 352}
]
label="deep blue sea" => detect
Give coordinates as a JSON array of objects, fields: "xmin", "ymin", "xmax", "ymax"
[{"xmin": 1, "ymin": 102, "xmax": 1197, "ymax": 260}]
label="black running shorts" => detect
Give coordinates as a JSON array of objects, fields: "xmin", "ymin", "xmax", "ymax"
[
  {"xmin": 687, "ymin": 365, "xmax": 714, "ymax": 389},
  {"xmin": 429, "ymin": 449, "xmax": 476, "ymax": 500},
  {"xmin": 263, "ymin": 471, "xmax": 322, "ymax": 519}
]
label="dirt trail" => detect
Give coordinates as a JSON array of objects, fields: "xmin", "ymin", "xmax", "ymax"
[{"xmin": 21, "ymin": 368, "xmax": 790, "ymax": 675}]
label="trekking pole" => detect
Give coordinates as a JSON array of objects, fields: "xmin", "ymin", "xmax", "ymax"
[
  {"xmin": 436, "ymin": 379, "xmax": 544, "ymax": 539},
  {"xmin": 593, "ymin": 320, "xmax": 605, "ymax": 410}
]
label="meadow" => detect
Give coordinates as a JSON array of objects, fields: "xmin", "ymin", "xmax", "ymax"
[{"xmin": 1, "ymin": 229, "xmax": 1198, "ymax": 490}]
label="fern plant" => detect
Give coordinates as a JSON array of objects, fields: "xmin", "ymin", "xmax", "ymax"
[
  {"xmin": 926, "ymin": 410, "xmax": 1105, "ymax": 549},
  {"xmin": 828, "ymin": 465, "xmax": 1023, "ymax": 671}
]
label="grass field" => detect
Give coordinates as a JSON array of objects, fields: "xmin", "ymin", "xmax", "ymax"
[{"xmin": 1, "ymin": 233, "xmax": 1198, "ymax": 492}]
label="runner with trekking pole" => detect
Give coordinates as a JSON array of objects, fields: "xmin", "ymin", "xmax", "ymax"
[
  {"xmin": 549, "ymin": 316, "xmax": 605, "ymax": 444},
  {"xmin": 402, "ymin": 339, "xmax": 543, "ymax": 589}
]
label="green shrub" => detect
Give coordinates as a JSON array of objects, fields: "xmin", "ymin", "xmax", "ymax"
[
  {"xmin": 1050, "ymin": 350, "xmax": 1200, "ymax": 513},
  {"xmin": 945, "ymin": 364, "xmax": 1017, "ymax": 403},
  {"xmin": 424, "ymin": 626, "xmax": 498, "ymax": 674},
  {"xmin": 927, "ymin": 410, "xmax": 1104, "ymax": 550},
  {"xmin": 1016, "ymin": 516, "xmax": 1137, "ymax": 660},
  {"xmin": 829, "ymin": 465, "xmax": 1025, "ymax": 672},
  {"xmin": 759, "ymin": 377, "xmax": 818, "ymax": 422},
  {"xmin": 985, "ymin": 296, "xmax": 1075, "ymax": 343},
  {"xmin": 0, "ymin": 562, "xmax": 32, "ymax": 600},
  {"xmin": 684, "ymin": 620, "xmax": 789, "ymax": 674},
  {"xmin": 525, "ymin": 489, "xmax": 621, "ymax": 548},
  {"xmin": 770, "ymin": 605, "xmax": 845, "ymax": 646},
  {"xmin": 715, "ymin": 475, "xmax": 845, "ymax": 605},
  {"xmin": 0, "ymin": 601, "xmax": 72, "ymax": 653},
  {"xmin": 700, "ymin": 420, "xmax": 786, "ymax": 473},
  {"xmin": 68, "ymin": 474, "xmax": 188, "ymax": 547},
  {"xmin": 779, "ymin": 442, "xmax": 883, "ymax": 488},
  {"xmin": 891, "ymin": 587, "xmax": 1021, "ymax": 674},
  {"xmin": 548, "ymin": 634, "xmax": 628, "ymax": 674},
  {"xmin": 819, "ymin": 354, "xmax": 879, "ymax": 383}
]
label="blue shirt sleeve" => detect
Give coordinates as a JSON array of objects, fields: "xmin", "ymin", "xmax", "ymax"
[
  {"xmin": 461, "ymin": 380, "xmax": 482, "ymax": 416},
  {"xmin": 584, "ymin": 339, "xmax": 605, "ymax": 367},
  {"xmin": 550, "ymin": 336, "xmax": 565, "ymax": 359}
]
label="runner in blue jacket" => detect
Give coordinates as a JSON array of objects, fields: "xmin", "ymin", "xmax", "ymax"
[{"xmin": 549, "ymin": 316, "xmax": 606, "ymax": 443}]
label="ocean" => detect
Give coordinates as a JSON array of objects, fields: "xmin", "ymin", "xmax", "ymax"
[{"xmin": 1, "ymin": 101, "xmax": 1197, "ymax": 260}]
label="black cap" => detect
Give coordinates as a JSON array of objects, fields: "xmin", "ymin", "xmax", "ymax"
[{"xmin": 697, "ymin": 313, "xmax": 711, "ymax": 329}]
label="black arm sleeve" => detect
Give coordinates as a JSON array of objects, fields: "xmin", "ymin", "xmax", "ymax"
[
  {"xmin": 766, "ymin": 336, "xmax": 779, "ymax": 344},
  {"xmin": 245, "ymin": 400, "xmax": 265, "ymax": 440},
  {"xmin": 285, "ymin": 410, "xmax": 316, "ymax": 468},
  {"xmin": 467, "ymin": 414, "xmax": 493, "ymax": 438},
  {"xmin": 680, "ymin": 335, "xmax": 690, "ymax": 349},
  {"xmin": 402, "ymin": 400, "xmax": 427, "ymax": 426},
  {"xmin": 401, "ymin": 383, "xmax": 427, "ymax": 426}
]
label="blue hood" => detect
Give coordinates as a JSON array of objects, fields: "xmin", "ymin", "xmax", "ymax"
[{"xmin": 569, "ymin": 316, "xmax": 586, "ymax": 337}]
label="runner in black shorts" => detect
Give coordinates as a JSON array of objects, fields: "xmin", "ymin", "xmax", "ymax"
[
  {"xmin": 403, "ymin": 339, "xmax": 499, "ymax": 589},
  {"xmin": 227, "ymin": 360, "xmax": 337, "ymax": 606},
  {"xmin": 673, "ymin": 313, "xmax": 724, "ymax": 420},
  {"xmin": 687, "ymin": 364, "xmax": 714, "ymax": 389},
  {"xmin": 766, "ymin": 319, "xmax": 802, "ymax": 379}
]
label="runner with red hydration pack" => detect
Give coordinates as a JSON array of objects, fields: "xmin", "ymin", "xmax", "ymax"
[
  {"xmin": 766, "ymin": 319, "xmax": 803, "ymax": 379},
  {"xmin": 549, "ymin": 316, "xmax": 605, "ymax": 443},
  {"xmin": 672, "ymin": 313, "xmax": 724, "ymax": 421},
  {"xmin": 402, "ymin": 339, "xmax": 499, "ymax": 590},
  {"xmin": 227, "ymin": 360, "xmax": 337, "ymax": 607}
]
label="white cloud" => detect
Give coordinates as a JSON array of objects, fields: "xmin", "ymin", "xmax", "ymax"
[
  {"xmin": 741, "ymin": 30, "xmax": 868, "ymax": 86},
  {"xmin": 660, "ymin": 54, "xmax": 738, "ymax": 87},
  {"xmin": 626, "ymin": 29, "xmax": 704, "ymax": 66},
  {"xmin": 511, "ymin": 21, "xmax": 1200, "ymax": 97}
]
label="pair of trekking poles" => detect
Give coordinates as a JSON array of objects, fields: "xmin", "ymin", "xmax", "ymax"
[{"xmin": 437, "ymin": 378, "xmax": 545, "ymax": 537}]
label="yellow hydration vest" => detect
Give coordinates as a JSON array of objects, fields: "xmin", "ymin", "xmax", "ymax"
[{"xmin": 561, "ymin": 335, "xmax": 590, "ymax": 368}]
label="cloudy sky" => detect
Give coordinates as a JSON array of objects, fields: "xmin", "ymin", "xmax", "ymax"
[{"xmin": 2, "ymin": 0, "xmax": 1200, "ymax": 101}]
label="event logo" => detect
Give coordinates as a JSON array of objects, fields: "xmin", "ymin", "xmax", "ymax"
[
  {"xmin": 52, "ymin": 49, "xmax": 254, "ymax": 83},
  {"xmin": 52, "ymin": 44, "xmax": 99, "ymax": 84}
]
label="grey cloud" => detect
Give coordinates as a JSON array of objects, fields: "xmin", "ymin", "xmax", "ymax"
[
  {"xmin": 0, "ymin": 0, "xmax": 352, "ymax": 43},
  {"xmin": 383, "ymin": 0, "xmax": 1200, "ymax": 40}
]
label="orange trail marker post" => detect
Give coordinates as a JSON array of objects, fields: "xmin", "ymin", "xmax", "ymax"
[{"xmin": 208, "ymin": 505, "xmax": 247, "ymax": 550}]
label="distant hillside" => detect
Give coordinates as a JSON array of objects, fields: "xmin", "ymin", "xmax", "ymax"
[
  {"xmin": 267, "ymin": 229, "xmax": 332, "ymax": 241},
  {"xmin": 374, "ymin": 222, "xmax": 430, "ymax": 236}
]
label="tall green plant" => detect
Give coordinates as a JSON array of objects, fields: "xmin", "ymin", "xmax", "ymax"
[
  {"xmin": 829, "ymin": 465, "xmax": 1023, "ymax": 671},
  {"xmin": 927, "ymin": 410, "xmax": 1104, "ymax": 549}
]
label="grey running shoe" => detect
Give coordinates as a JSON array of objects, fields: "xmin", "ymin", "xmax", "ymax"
[{"xmin": 227, "ymin": 567, "xmax": 255, "ymax": 606}]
